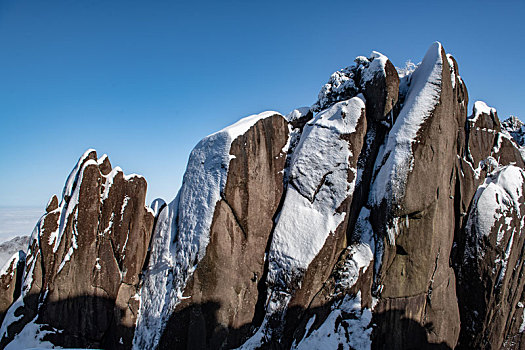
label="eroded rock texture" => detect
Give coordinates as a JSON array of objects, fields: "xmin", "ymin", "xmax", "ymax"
[
  {"xmin": 0, "ymin": 150, "xmax": 154, "ymax": 349},
  {"xmin": 2, "ymin": 42, "xmax": 525, "ymax": 350}
]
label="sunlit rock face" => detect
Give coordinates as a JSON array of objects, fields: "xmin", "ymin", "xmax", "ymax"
[
  {"xmin": 0, "ymin": 150, "xmax": 154, "ymax": 349},
  {"xmin": 2, "ymin": 42, "xmax": 525, "ymax": 350}
]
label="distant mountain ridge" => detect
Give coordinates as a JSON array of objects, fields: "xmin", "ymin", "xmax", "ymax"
[
  {"xmin": 0, "ymin": 236, "xmax": 29, "ymax": 270},
  {"xmin": 1, "ymin": 42, "xmax": 525, "ymax": 349}
]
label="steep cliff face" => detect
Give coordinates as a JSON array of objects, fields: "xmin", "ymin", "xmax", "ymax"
[
  {"xmin": 1, "ymin": 42, "xmax": 525, "ymax": 350},
  {"xmin": 0, "ymin": 150, "xmax": 154, "ymax": 349}
]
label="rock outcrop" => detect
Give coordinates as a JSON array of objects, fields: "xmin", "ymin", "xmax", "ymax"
[
  {"xmin": 1, "ymin": 42, "xmax": 525, "ymax": 350},
  {"xmin": 0, "ymin": 150, "xmax": 154, "ymax": 349}
]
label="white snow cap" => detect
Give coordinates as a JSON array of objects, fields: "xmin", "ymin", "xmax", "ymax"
[
  {"xmin": 369, "ymin": 42, "xmax": 443, "ymax": 222},
  {"xmin": 361, "ymin": 51, "xmax": 388, "ymax": 85},
  {"xmin": 472, "ymin": 101, "xmax": 497, "ymax": 121},
  {"xmin": 133, "ymin": 111, "xmax": 284, "ymax": 350},
  {"xmin": 286, "ymin": 107, "xmax": 311, "ymax": 123}
]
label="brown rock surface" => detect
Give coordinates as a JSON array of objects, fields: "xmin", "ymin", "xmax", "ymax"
[
  {"xmin": 0, "ymin": 252, "xmax": 24, "ymax": 325},
  {"xmin": 0, "ymin": 150, "xmax": 154, "ymax": 349},
  {"xmin": 3, "ymin": 42, "xmax": 525, "ymax": 350},
  {"xmin": 158, "ymin": 114, "xmax": 289, "ymax": 349},
  {"xmin": 362, "ymin": 58, "xmax": 399, "ymax": 122},
  {"xmin": 455, "ymin": 166, "xmax": 525, "ymax": 349}
]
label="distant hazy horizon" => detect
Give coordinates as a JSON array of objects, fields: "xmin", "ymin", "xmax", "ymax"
[{"xmin": 0, "ymin": 207, "xmax": 42, "ymax": 243}]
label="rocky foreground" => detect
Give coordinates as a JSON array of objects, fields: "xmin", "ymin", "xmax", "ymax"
[{"xmin": 1, "ymin": 42, "xmax": 525, "ymax": 349}]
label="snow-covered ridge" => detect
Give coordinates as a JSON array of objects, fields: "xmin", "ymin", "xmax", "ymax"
[
  {"xmin": 0, "ymin": 251, "xmax": 23, "ymax": 279},
  {"xmin": 471, "ymin": 101, "xmax": 497, "ymax": 123},
  {"xmin": 286, "ymin": 107, "xmax": 311, "ymax": 123},
  {"xmin": 133, "ymin": 111, "xmax": 284, "ymax": 350},
  {"xmin": 312, "ymin": 51, "xmax": 389, "ymax": 112},
  {"xmin": 369, "ymin": 42, "xmax": 443, "ymax": 236},
  {"xmin": 502, "ymin": 116, "xmax": 525, "ymax": 148}
]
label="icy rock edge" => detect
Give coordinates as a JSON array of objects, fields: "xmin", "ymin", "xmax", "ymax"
[{"xmin": 2, "ymin": 41, "xmax": 525, "ymax": 350}]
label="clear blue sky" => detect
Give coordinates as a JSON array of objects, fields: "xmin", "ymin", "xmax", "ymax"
[{"xmin": 1, "ymin": 0, "xmax": 524, "ymax": 207}]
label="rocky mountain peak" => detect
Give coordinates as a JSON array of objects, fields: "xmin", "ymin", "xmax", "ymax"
[{"xmin": 1, "ymin": 42, "xmax": 525, "ymax": 349}]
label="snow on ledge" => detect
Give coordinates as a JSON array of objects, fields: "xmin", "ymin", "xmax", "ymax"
[
  {"xmin": 471, "ymin": 101, "xmax": 497, "ymax": 123},
  {"xmin": 369, "ymin": 42, "xmax": 443, "ymax": 236}
]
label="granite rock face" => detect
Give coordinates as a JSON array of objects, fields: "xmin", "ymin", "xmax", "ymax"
[
  {"xmin": 0, "ymin": 150, "xmax": 154, "ymax": 349},
  {"xmin": 2, "ymin": 42, "xmax": 525, "ymax": 349}
]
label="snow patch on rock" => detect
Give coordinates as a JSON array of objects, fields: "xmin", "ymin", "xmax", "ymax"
[
  {"xmin": 241, "ymin": 97, "xmax": 365, "ymax": 348},
  {"xmin": 133, "ymin": 111, "xmax": 284, "ymax": 350},
  {"xmin": 312, "ymin": 51, "xmax": 389, "ymax": 112},
  {"xmin": 369, "ymin": 42, "xmax": 443, "ymax": 237},
  {"xmin": 269, "ymin": 97, "xmax": 365, "ymax": 290},
  {"xmin": 466, "ymin": 165, "xmax": 524, "ymax": 246},
  {"xmin": 471, "ymin": 101, "xmax": 497, "ymax": 123},
  {"xmin": 292, "ymin": 292, "xmax": 372, "ymax": 350}
]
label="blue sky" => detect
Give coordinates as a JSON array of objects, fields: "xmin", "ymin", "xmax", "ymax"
[{"xmin": 1, "ymin": 0, "xmax": 524, "ymax": 208}]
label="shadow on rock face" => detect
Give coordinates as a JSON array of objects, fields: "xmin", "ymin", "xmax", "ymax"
[
  {"xmin": 158, "ymin": 301, "xmax": 247, "ymax": 350},
  {"xmin": 156, "ymin": 300, "xmax": 453, "ymax": 350},
  {"xmin": 2, "ymin": 296, "xmax": 456, "ymax": 349},
  {"xmin": 0, "ymin": 294, "xmax": 134, "ymax": 350},
  {"xmin": 372, "ymin": 309, "xmax": 452, "ymax": 350}
]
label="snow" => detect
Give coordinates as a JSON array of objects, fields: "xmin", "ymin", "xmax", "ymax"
[
  {"xmin": 467, "ymin": 165, "xmax": 524, "ymax": 240},
  {"xmin": 212, "ymin": 110, "xmax": 281, "ymax": 141},
  {"xmin": 282, "ymin": 108, "xmax": 311, "ymax": 184},
  {"xmin": 396, "ymin": 60, "xmax": 418, "ymax": 79},
  {"xmin": 446, "ymin": 54, "xmax": 457, "ymax": 89},
  {"xmin": 286, "ymin": 107, "xmax": 311, "ymax": 123},
  {"xmin": 0, "ymin": 251, "xmax": 22, "ymax": 278},
  {"xmin": 496, "ymin": 227, "xmax": 515, "ymax": 287},
  {"xmin": 361, "ymin": 51, "xmax": 388, "ymax": 85},
  {"xmin": 292, "ymin": 292, "xmax": 372, "ymax": 350},
  {"xmin": 268, "ymin": 97, "xmax": 365, "ymax": 288},
  {"xmin": 120, "ymin": 195, "xmax": 130, "ymax": 220},
  {"xmin": 97, "ymin": 153, "xmax": 108, "ymax": 165},
  {"xmin": 471, "ymin": 101, "xmax": 497, "ymax": 123},
  {"xmin": 369, "ymin": 42, "xmax": 443, "ymax": 234},
  {"xmin": 312, "ymin": 51, "xmax": 389, "ymax": 112},
  {"xmin": 465, "ymin": 165, "xmax": 524, "ymax": 267},
  {"xmin": 4, "ymin": 317, "xmax": 58, "ymax": 350},
  {"xmin": 133, "ymin": 195, "xmax": 178, "ymax": 350},
  {"xmin": 133, "ymin": 111, "xmax": 284, "ymax": 350},
  {"xmin": 502, "ymin": 116, "xmax": 525, "ymax": 150},
  {"xmin": 101, "ymin": 166, "xmax": 123, "ymax": 201},
  {"xmin": 240, "ymin": 97, "xmax": 365, "ymax": 348},
  {"xmin": 335, "ymin": 208, "xmax": 375, "ymax": 294}
]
